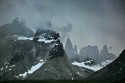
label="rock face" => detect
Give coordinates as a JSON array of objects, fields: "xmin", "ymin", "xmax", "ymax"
[
  {"xmin": 100, "ymin": 45, "xmax": 117, "ymax": 62},
  {"xmin": 65, "ymin": 38, "xmax": 116, "ymax": 64},
  {"xmin": 79, "ymin": 45, "xmax": 100, "ymax": 63},
  {"xmin": 88, "ymin": 49, "xmax": 125, "ymax": 82},
  {"xmin": 65, "ymin": 37, "xmax": 80, "ymax": 62},
  {"xmin": 79, "ymin": 45, "xmax": 116, "ymax": 64}
]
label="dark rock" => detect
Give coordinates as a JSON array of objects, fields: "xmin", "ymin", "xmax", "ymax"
[{"xmin": 88, "ymin": 49, "xmax": 125, "ymax": 82}]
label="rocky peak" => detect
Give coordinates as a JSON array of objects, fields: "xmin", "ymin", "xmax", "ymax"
[
  {"xmin": 65, "ymin": 37, "xmax": 73, "ymax": 50},
  {"xmin": 101, "ymin": 44, "xmax": 108, "ymax": 54},
  {"xmin": 74, "ymin": 45, "xmax": 78, "ymax": 55}
]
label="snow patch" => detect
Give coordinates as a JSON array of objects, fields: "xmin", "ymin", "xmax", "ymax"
[
  {"xmin": 17, "ymin": 36, "xmax": 33, "ymax": 40},
  {"xmin": 84, "ymin": 61, "xmax": 91, "ymax": 64},
  {"xmin": 5, "ymin": 62, "xmax": 9, "ymax": 65},
  {"xmin": 19, "ymin": 72, "xmax": 28, "ymax": 77},
  {"xmin": 10, "ymin": 65, "xmax": 15, "ymax": 68},
  {"xmin": 9, "ymin": 69, "xmax": 11, "ymax": 71},
  {"xmin": 15, "ymin": 35, "xmax": 55, "ymax": 43},
  {"xmin": 0, "ymin": 67, "xmax": 3, "ymax": 70},
  {"xmin": 16, "ymin": 60, "xmax": 45, "ymax": 78},
  {"xmin": 6, "ymin": 66, "xmax": 8, "ymax": 69},
  {"xmin": 77, "ymin": 72, "xmax": 83, "ymax": 76},
  {"xmin": 72, "ymin": 60, "xmax": 113, "ymax": 71},
  {"xmin": 27, "ymin": 62, "xmax": 44, "ymax": 74},
  {"xmin": 37, "ymin": 38, "xmax": 55, "ymax": 43},
  {"xmin": 44, "ymin": 69, "xmax": 48, "ymax": 71}
]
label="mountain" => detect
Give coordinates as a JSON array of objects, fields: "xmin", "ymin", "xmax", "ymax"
[
  {"xmin": 79, "ymin": 45, "xmax": 100, "ymax": 63},
  {"xmin": 65, "ymin": 37, "xmax": 74, "ymax": 62},
  {"xmin": 88, "ymin": 49, "xmax": 125, "ymax": 82},
  {"xmin": 0, "ymin": 27, "xmax": 94, "ymax": 81},
  {"xmin": 79, "ymin": 45, "xmax": 116, "ymax": 64},
  {"xmin": 0, "ymin": 37, "xmax": 55, "ymax": 81},
  {"xmin": 0, "ymin": 25, "xmax": 58, "ymax": 80},
  {"xmin": 0, "ymin": 18, "xmax": 34, "ymax": 38},
  {"xmin": 100, "ymin": 45, "xmax": 117, "ymax": 61},
  {"xmin": 27, "ymin": 40, "xmax": 93, "ymax": 80},
  {"xmin": 65, "ymin": 37, "xmax": 80, "ymax": 62}
]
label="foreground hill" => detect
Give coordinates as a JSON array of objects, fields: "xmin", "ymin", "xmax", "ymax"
[{"xmin": 88, "ymin": 49, "xmax": 125, "ymax": 82}]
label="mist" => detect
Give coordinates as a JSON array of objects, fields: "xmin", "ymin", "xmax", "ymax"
[{"xmin": 0, "ymin": 0, "xmax": 125, "ymax": 55}]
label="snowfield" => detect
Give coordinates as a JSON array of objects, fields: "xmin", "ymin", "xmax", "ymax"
[
  {"xmin": 37, "ymin": 38, "xmax": 55, "ymax": 43},
  {"xmin": 16, "ymin": 60, "xmax": 45, "ymax": 78},
  {"xmin": 72, "ymin": 60, "xmax": 113, "ymax": 71},
  {"xmin": 14, "ymin": 35, "xmax": 56, "ymax": 43},
  {"xmin": 17, "ymin": 36, "xmax": 33, "ymax": 40}
]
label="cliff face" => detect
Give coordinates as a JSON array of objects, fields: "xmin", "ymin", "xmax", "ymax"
[
  {"xmin": 65, "ymin": 37, "xmax": 80, "ymax": 62},
  {"xmin": 79, "ymin": 45, "xmax": 100, "ymax": 63},
  {"xmin": 100, "ymin": 45, "xmax": 117, "ymax": 61}
]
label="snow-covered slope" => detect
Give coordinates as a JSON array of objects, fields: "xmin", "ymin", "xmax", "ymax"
[
  {"xmin": 14, "ymin": 35, "xmax": 57, "ymax": 43},
  {"xmin": 72, "ymin": 60, "xmax": 113, "ymax": 71},
  {"xmin": 15, "ymin": 59, "xmax": 45, "ymax": 79}
]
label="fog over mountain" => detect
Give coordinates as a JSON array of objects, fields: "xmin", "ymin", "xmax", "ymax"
[{"xmin": 0, "ymin": 0, "xmax": 125, "ymax": 55}]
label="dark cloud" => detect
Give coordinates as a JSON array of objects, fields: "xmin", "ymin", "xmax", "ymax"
[
  {"xmin": 36, "ymin": 20, "xmax": 72, "ymax": 42},
  {"xmin": 0, "ymin": 0, "xmax": 125, "ymax": 55}
]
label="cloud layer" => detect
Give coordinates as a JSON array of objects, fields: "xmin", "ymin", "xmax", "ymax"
[{"xmin": 0, "ymin": 0, "xmax": 125, "ymax": 55}]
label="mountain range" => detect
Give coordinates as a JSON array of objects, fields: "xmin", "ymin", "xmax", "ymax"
[
  {"xmin": 0, "ymin": 19, "xmax": 124, "ymax": 83},
  {"xmin": 65, "ymin": 37, "xmax": 117, "ymax": 64}
]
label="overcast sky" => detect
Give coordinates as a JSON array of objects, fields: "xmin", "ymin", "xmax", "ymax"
[{"xmin": 0, "ymin": 0, "xmax": 125, "ymax": 56}]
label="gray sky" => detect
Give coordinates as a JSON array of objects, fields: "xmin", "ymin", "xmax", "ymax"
[{"xmin": 0, "ymin": 0, "xmax": 125, "ymax": 56}]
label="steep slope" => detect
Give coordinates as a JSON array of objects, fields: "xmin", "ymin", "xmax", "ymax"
[
  {"xmin": 27, "ymin": 40, "xmax": 94, "ymax": 80},
  {"xmin": 88, "ymin": 49, "xmax": 125, "ymax": 82}
]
